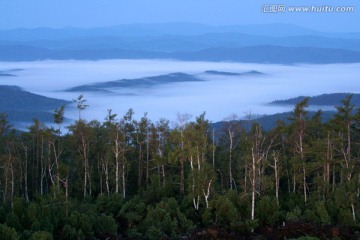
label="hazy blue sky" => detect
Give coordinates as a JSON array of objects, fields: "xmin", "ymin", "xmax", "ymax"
[{"xmin": 0, "ymin": 0, "xmax": 359, "ymax": 32}]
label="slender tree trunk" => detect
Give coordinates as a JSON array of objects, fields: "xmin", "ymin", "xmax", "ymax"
[
  {"xmin": 80, "ymin": 134, "xmax": 89, "ymax": 197},
  {"xmin": 161, "ymin": 165, "xmax": 165, "ymax": 186},
  {"xmin": 244, "ymin": 160, "xmax": 248, "ymax": 194},
  {"xmin": 271, "ymin": 152, "xmax": 280, "ymax": 205},
  {"xmin": 229, "ymin": 129, "xmax": 233, "ymax": 190},
  {"xmin": 65, "ymin": 177, "xmax": 69, "ymax": 217},
  {"xmin": 303, "ymin": 166, "xmax": 307, "ymax": 203},
  {"xmin": 22, "ymin": 144, "xmax": 29, "ymax": 203},
  {"xmin": 138, "ymin": 143, "xmax": 143, "ymax": 189},
  {"xmin": 84, "ymin": 158, "xmax": 87, "ymax": 197},
  {"xmin": 251, "ymin": 147, "xmax": 256, "ymax": 221},
  {"xmin": 99, "ymin": 160, "xmax": 103, "ymax": 195},
  {"xmin": 351, "ymin": 202, "xmax": 356, "ymax": 221},
  {"xmin": 332, "ymin": 164, "xmax": 336, "ymax": 192},
  {"xmin": 212, "ymin": 129, "xmax": 216, "ymax": 167},
  {"xmin": 52, "ymin": 141, "xmax": 61, "ymax": 194},
  {"xmin": 293, "ymin": 172, "xmax": 296, "ymax": 193},
  {"xmin": 299, "ymin": 130, "xmax": 307, "ymax": 203},
  {"xmin": 57, "ymin": 126, "xmax": 61, "ymax": 192},
  {"xmin": 180, "ymin": 131, "xmax": 185, "ymax": 194},
  {"xmin": 180, "ymin": 158, "xmax": 184, "ymax": 194},
  {"xmin": 122, "ymin": 152, "xmax": 126, "ymax": 198},
  {"xmin": 203, "ymin": 180, "xmax": 212, "ymax": 209},
  {"xmin": 88, "ymin": 165, "xmax": 92, "ymax": 196},
  {"xmin": 189, "ymin": 155, "xmax": 199, "ymax": 211},
  {"xmin": 114, "ymin": 131, "xmax": 120, "ymax": 194},
  {"xmin": 10, "ymin": 162, "xmax": 14, "ymax": 208},
  {"xmin": 275, "ymin": 158, "xmax": 279, "ymax": 205},
  {"xmin": 4, "ymin": 165, "xmax": 8, "ymax": 203},
  {"xmin": 146, "ymin": 135, "xmax": 149, "ymax": 183},
  {"xmin": 326, "ymin": 132, "xmax": 331, "ymax": 184},
  {"xmin": 40, "ymin": 137, "xmax": 44, "ymax": 195},
  {"xmin": 103, "ymin": 158, "xmax": 109, "ymax": 195}
]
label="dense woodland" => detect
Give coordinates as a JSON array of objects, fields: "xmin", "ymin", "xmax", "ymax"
[{"xmin": 1, "ymin": 94, "xmax": 360, "ymax": 239}]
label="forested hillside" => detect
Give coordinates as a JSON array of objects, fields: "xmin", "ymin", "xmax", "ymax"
[
  {"xmin": 271, "ymin": 93, "xmax": 360, "ymax": 106},
  {"xmin": 0, "ymin": 85, "xmax": 70, "ymax": 123},
  {"xmin": 1, "ymin": 95, "xmax": 360, "ymax": 239}
]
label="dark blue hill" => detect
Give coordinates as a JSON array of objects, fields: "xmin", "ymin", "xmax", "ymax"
[{"xmin": 0, "ymin": 85, "xmax": 70, "ymax": 123}]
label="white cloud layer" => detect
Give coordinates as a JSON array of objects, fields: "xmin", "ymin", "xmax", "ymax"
[{"xmin": 0, "ymin": 59, "xmax": 359, "ymax": 123}]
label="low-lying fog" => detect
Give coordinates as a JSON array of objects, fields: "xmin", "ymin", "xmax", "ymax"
[{"xmin": 0, "ymin": 59, "xmax": 359, "ymax": 123}]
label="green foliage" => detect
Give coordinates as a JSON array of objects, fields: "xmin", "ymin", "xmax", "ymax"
[
  {"xmin": 232, "ymin": 219, "xmax": 259, "ymax": 234},
  {"xmin": 0, "ymin": 224, "xmax": 19, "ymax": 240},
  {"xmin": 304, "ymin": 208, "xmax": 317, "ymax": 223},
  {"xmin": 96, "ymin": 193, "xmax": 124, "ymax": 217},
  {"xmin": 145, "ymin": 174, "xmax": 176, "ymax": 204},
  {"xmin": 93, "ymin": 214, "xmax": 117, "ymax": 237},
  {"xmin": 256, "ymin": 196, "xmax": 280, "ymax": 226},
  {"xmin": 26, "ymin": 203, "xmax": 37, "ymax": 223},
  {"xmin": 202, "ymin": 195, "xmax": 238, "ymax": 228},
  {"xmin": 66, "ymin": 212, "xmax": 93, "ymax": 237},
  {"xmin": 337, "ymin": 208, "xmax": 355, "ymax": 227},
  {"xmin": 1, "ymin": 95, "xmax": 360, "ymax": 239},
  {"xmin": 304, "ymin": 201, "xmax": 331, "ymax": 225},
  {"xmin": 60, "ymin": 224, "xmax": 79, "ymax": 240},
  {"xmin": 315, "ymin": 201, "xmax": 331, "ymax": 225},
  {"xmin": 289, "ymin": 237, "xmax": 320, "ymax": 240},
  {"xmin": 117, "ymin": 195, "xmax": 146, "ymax": 237},
  {"xmin": 5, "ymin": 212, "xmax": 22, "ymax": 233},
  {"xmin": 0, "ymin": 206, "xmax": 7, "ymax": 224},
  {"xmin": 286, "ymin": 206, "xmax": 303, "ymax": 223},
  {"xmin": 29, "ymin": 231, "xmax": 53, "ymax": 240},
  {"xmin": 142, "ymin": 198, "xmax": 193, "ymax": 239},
  {"xmin": 12, "ymin": 198, "xmax": 25, "ymax": 219}
]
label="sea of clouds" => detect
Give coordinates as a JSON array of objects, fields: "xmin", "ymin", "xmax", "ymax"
[{"xmin": 0, "ymin": 59, "xmax": 359, "ymax": 124}]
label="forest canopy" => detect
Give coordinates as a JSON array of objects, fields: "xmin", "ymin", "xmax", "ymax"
[{"xmin": 1, "ymin": 95, "xmax": 360, "ymax": 239}]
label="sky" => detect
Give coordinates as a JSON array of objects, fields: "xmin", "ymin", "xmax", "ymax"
[{"xmin": 0, "ymin": 0, "xmax": 359, "ymax": 32}]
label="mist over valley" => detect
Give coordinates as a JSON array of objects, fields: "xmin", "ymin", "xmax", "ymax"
[{"xmin": 0, "ymin": 59, "xmax": 359, "ymax": 128}]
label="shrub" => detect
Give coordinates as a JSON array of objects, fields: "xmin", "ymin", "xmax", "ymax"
[
  {"xmin": 256, "ymin": 196, "xmax": 280, "ymax": 226},
  {"xmin": 117, "ymin": 195, "xmax": 146, "ymax": 237},
  {"xmin": 93, "ymin": 214, "xmax": 117, "ymax": 238},
  {"xmin": 315, "ymin": 201, "xmax": 331, "ymax": 225},
  {"xmin": 202, "ymin": 195, "xmax": 238, "ymax": 228},
  {"xmin": 67, "ymin": 212, "xmax": 93, "ymax": 238},
  {"xmin": 0, "ymin": 224, "xmax": 19, "ymax": 240},
  {"xmin": 5, "ymin": 212, "xmax": 22, "ymax": 233},
  {"xmin": 286, "ymin": 206, "xmax": 303, "ymax": 223},
  {"xmin": 143, "ymin": 198, "xmax": 193, "ymax": 239},
  {"xmin": 29, "ymin": 231, "xmax": 53, "ymax": 240},
  {"xmin": 95, "ymin": 193, "xmax": 124, "ymax": 217}
]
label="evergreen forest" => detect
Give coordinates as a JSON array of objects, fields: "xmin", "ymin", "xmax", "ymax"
[{"xmin": 1, "ymin": 95, "xmax": 360, "ymax": 239}]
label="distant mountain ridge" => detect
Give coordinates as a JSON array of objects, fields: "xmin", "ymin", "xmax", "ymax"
[
  {"xmin": 1, "ymin": 23, "xmax": 360, "ymax": 63},
  {"xmin": 1, "ymin": 45, "xmax": 359, "ymax": 64},
  {"xmin": 1, "ymin": 32, "xmax": 359, "ymax": 52},
  {"xmin": 271, "ymin": 93, "xmax": 360, "ymax": 106},
  {"xmin": 1, "ymin": 23, "xmax": 359, "ymax": 40}
]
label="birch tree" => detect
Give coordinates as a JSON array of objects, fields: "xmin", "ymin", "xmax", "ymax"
[{"xmin": 250, "ymin": 124, "xmax": 273, "ymax": 220}]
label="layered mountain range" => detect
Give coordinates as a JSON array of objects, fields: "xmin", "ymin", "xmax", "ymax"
[{"xmin": 1, "ymin": 23, "xmax": 359, "ymax": 63}]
